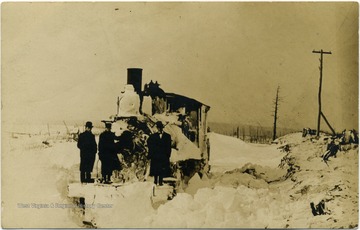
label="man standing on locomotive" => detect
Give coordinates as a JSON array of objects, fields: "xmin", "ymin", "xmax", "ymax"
[
  {"xmin": 77, "ymin": 121, "xmax": 97, "ymax": 183},
  {"xmin": 147, "ymin": 121, "xmax": 172, "ymax": 186},
  {"xmin": 99, "ymin": 123, "xmax": 121, "ymax": 184}
]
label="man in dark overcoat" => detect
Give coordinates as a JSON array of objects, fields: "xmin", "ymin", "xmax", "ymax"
[
  {"xmin": 147, "ymin": 121, "xmax": 172, "ymax": 186},
  {"xmin": 77, "ymin": 121, "xmax": 97, "ymax": 183},
  {"xmin": 99, "ymin": 123, "xmax": 121, "ymax": 184}
]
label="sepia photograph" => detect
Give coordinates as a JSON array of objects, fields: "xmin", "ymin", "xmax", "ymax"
[{"xmin": 1, "ymin": 2, "xmax": 359, "ymax": 228}]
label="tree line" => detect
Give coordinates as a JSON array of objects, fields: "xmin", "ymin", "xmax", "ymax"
[{"xmin": 208, "ymin": 122, "xmax": 296, "ymax": 144}]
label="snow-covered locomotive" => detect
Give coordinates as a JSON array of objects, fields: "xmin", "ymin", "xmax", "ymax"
[{"xmin": 106, "ymin": 68, "xmax": 211, "ymax": 186}]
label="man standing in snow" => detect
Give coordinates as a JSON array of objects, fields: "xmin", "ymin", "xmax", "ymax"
[
  {"xmin": 77, "ymin": 121, "xmax": 97, "ymax": 183},
  {"xmin": 99, "ymin": 123, "xmax": 121, "ymax": 184},
  {"xmin": 147, "ymin": 121, "xmax": 172, "ymax": 186}
]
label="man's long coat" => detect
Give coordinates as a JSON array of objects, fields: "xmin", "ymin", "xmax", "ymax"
[
  {"xmin": 77, "ymin": 131, "xmax": 97, "ymax": 172},
  {"xmin": 99, "ymin": 130, "xmax": 121, "ymax": 175},
  {"xmin": 147, "ymin": 132, "xmax": 172, "ymax": 177}
]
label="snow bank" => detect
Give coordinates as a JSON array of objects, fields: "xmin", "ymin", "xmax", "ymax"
[
  {"xmin": 271, "ymin": 132, "xmax": 358, "ymax": 228},
  {"xmin": 145, "ymin": 132, "xmax": 358, "ymax": 228},
  {"xmin": 209, "ymin": 132, "xmax": 284, "ymax": 173},
  {"xmin": 2, "ymin": 134, "xmax": 80, "ymax": 228},
  {"xmin": 3, "ymin": 128, "xmax": 358, "ymax": 229},
  {"xmin": 147, "ymin": 185, "xmax": 292, "ymax": 228},
  {"xmin": 94, "ymin": 182, "xmax": 157, "ymax": 228}
]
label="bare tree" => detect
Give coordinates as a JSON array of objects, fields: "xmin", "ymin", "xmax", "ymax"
[
  {"xmin": 272, "ymin": 85, "xmax": 281, "ymax": 141},
  {"xmin": 242, "ymin": 126, "xmax": 246, "ymax": 141}
]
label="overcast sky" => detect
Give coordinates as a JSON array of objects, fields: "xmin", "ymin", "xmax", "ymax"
[{"xmin": 2, "ymin": 2, "xmax": 358, "ymax": 131}]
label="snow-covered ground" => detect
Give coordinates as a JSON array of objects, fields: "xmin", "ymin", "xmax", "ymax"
[
  {"xmin": 2, "ymin": 135, "xmax": 80, "ymax": 227},
  {"xmin": 1, "ymin": 128, "xmax": 358, "ymax": 228},
  {"xmin": 209, "ymin": 132, "xmax": 284, "ymax": 172}
]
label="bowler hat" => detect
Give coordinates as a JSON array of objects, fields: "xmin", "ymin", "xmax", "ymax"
[
  {"xmin": 155, "ymin": 121, "xmax": 164, "ymax": 129},
  {"xmin": 128, "ymin": 117, "xmax": 137, "ymax": 126},
  {"xmin": 85, "ymin": 121, "xmax": 93, "ymax": 128}
]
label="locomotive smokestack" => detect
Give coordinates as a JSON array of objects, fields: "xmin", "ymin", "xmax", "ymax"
[{"xmin": 127, "ymin": 68, "xmax": 142, "ymax": 95}]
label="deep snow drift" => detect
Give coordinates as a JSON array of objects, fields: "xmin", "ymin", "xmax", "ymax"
[
  {"xmin": 209, "ymin": 132, "xmax": 284, "ymax": 172},
  {"xmin": 1, "ymin": 128, "xmax": 358, "ymax": 228}
]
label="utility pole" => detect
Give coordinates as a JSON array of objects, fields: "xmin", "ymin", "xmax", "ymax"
[{"xmin": 312, "ymin": 49, "xmax": 334, "ymax": 137}]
